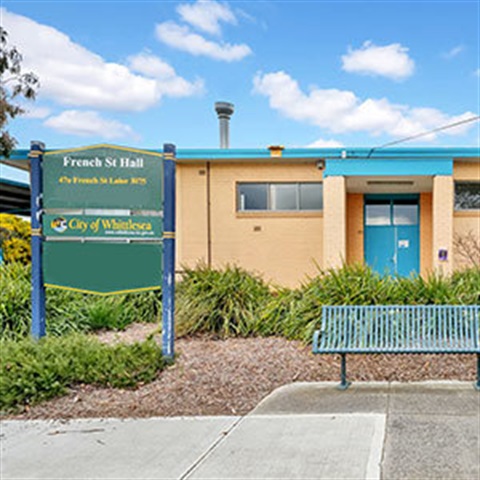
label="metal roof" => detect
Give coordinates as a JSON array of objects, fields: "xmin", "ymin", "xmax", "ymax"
[{"xmin": 0, "ymin": 177, "xmax": 30, "ymax": 215}]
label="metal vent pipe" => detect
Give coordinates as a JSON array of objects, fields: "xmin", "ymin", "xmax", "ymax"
[{"xmin": 215, "ymin": 101, "xmax": 234, "ymax": 149}]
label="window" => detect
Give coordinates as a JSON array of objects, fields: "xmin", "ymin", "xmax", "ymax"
[
  {"xmin": 455, "ymin": 182, "xmax": 480, "ymax": 210},
  {"xmin": 393, "ymin": 199, "xmax": 418, "ymax": 225},
  {"xmin": 271, "ymin": 184, "xmax": 297, "ymax": 210},
  {"xmin": 365, "ymin": 197, "xmax": 419, "ymax": 226},
  {"xmin": 365, "ymin": 203, "xmax": 390, "ymax": 225},
  {"xmin": 393, "ymin": 204, "xmax": 418, "ymax": 225},
  {"xmin": 238, "ymin": 183, "xmax": 323, "ymax": 211},
  {"xmin": 238, "ymin": 183, "xmax": 267, "ymax": 210}
]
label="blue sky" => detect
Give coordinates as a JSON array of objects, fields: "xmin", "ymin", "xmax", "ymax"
[{"xmin": 1, "ymin": 0, "xmax": 479, "ymax": 151}]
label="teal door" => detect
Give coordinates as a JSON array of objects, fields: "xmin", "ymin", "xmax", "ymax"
[{"xmin": 364, "ymin": 195, "xmax": 419, "ymax": 276}]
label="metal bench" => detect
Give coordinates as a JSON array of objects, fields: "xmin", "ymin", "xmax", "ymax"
[{"xmin": 312, "ymin": 305, "xmax": 480, "ymax": 390}]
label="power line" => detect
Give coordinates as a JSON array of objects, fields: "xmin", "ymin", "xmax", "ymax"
[{"xmin": 367, "ymin": 115, "xmax": 480, "ymax": 158}]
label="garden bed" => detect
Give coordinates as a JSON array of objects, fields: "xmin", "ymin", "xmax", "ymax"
[{"xmin": 5, "ymin": 324, "xmax": 477, "ymax": 420}]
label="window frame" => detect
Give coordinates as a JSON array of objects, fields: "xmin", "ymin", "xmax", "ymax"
[{"xmin": 237, "ymin": 182, "xmax": 323, "ymax": 212}]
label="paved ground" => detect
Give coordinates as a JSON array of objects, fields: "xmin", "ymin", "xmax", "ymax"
[{"xmin": 1, "ymin": 381, "xmax": 479, "ymax": 479}]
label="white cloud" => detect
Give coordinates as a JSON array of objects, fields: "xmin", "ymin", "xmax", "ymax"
[
  {"xmin": 342, "ymin": 41, "xmax": 415, "ymax": 80},
  {"xmin": 1, "ymin": 8, "xmax": 202, "ymax": 112},
  {"xmin": 307, "ymin": 138, "xmax": 344, "ymax": 148},
  {"xmin": 20, "ymin": 106, "xmax": 51, "ymax": 119},
  {"xmin": 443, "ymin": 45, "xmax": 464, "ymax": 59},
  {"xmin": 128, "ymin": 52, "xmax": 205, "ymax": 97},
  {"xmin": 44, "ymin": 110, "xmax": 138, "ymax": 139},
  {"xmin": 156, "ymin": 21, "xmax": 251, "ymax": 62},
  {"xmin": 128, "ymin": 52, "xmax": 177, "ymax": 79},
  {"xmin": 177, "ymin": 0, "xmax": 236, "ymax": 35},
  {"xmin": 474, "ymin": 68, "xmax": 480, "ymax": 77},
  {"xmin": 253, "ymin": 71, "xmax": 476, "ymax": 140}
]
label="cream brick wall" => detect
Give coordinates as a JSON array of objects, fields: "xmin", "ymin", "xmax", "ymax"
[
  {"xmin": 453, "ymin": 212, "xmax": 480, "ymax": 268},
  {"xmin": 432, "ymin": 176, "xmax": 454, "ymax": 274},
  {"xmin": 177, "ymin": 161, "xmax": 324, "ymax": 287},
  {"xmin": 452, "ymin": 160, "xmax": 479, "ymax": 269},
  {"xmin": 176, "ymin": 159, "xmax": 478, "ymax": 283},
  {"xmin": 323, "ymin": 176, "xmax": 346, "ymax": 269},
  {"xmin": 176, "ymin": 163, "xmax": 209, "ymax": 267},
  {"xmin": 453, "ymin": 161, "xmax": 480, "ymax": 180}
]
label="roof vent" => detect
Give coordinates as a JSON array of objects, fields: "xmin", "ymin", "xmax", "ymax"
[{"xmin": 215, "ymin": 101, "xmax": 234, "ymax": 149}]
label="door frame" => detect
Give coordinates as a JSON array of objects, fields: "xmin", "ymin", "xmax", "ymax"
[{"xmin": 363, "ymin": 193, "xmax": 420, "ymax": 276}]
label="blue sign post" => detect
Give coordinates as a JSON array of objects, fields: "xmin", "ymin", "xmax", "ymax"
[
  {"xmin": 28, "ymin": 140, "xmax": 177, "ymax": 360},
  {"xmin": 162, "ymin": 143, "xmax": 176, "ymax": 360},
  {"xmin": 29, "ymin": 141, "xmax": 46, "ymax": 339}
]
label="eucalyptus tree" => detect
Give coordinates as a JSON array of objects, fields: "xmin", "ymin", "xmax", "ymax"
[{"xmin": 0, "ymin": 27, "xmax": 39, "ymax": 157}]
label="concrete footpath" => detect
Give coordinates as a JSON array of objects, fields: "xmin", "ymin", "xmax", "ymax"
[{"xmin": 1, "ymin": 382, "xmax": 479, "ymax": 479}]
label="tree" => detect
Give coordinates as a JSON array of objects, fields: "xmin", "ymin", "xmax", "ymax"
[
  {"xmin": 453, "ymin": 231, "xmax": 480, "ymax": 268},
  {"xmin": 0, "ymin": 27, "xmax": 39, "ymax": 157}
]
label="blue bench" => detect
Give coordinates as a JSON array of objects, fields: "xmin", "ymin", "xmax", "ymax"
[{"xmin": 312, "ymin": 305, "xmax": 480, "ymax": 390}]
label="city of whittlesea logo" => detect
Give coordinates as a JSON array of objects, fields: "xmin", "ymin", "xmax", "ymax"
[{"xmin": 51, "ymin": 217, "xmax": 67, "ymax": 233}]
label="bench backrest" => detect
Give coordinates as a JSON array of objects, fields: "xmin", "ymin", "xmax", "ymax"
[{"xmin": 313, "ymin": 305, "xmax": 480, "ymax": 354}]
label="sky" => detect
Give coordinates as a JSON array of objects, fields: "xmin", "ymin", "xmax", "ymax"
[{"xmin": 1, "ymin": 0, "xmax": 480, "ymax": 152}]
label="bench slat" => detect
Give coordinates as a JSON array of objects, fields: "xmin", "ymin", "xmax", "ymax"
[{"xmin": 313, "ymin": 305, "xmax": 480, "ymax": 354}]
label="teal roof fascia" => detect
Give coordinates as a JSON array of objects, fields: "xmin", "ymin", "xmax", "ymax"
[
  {"xmin": 1, "ymin": 146, "xmax": 479, "ymax": 162},
  {"xmin": 176, "ymin": 146, "xmax": 479, "ymax": 160},
  {"xmin": 324, "ymin": 158, "xmax": 453, "ymax": 177}
]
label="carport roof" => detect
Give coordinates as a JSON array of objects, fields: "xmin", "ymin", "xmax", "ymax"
[{"xmin": 0, "ymin": 177, "xmax": 30, "ymax": 215}]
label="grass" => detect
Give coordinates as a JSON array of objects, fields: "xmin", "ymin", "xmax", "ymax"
[
  {"xmin": 3, "ymin": 261, "xmax": 479, "ymax": 343},
  {"xmin": 257, "ymin": 264, "xmax": 480, "ymax": 343},
  {"xmin": 0, "ymin": 334, "xmax": 165, "ymax": 412},
  {"xmin": 175, "ymin": 264, "xmax": 271, "ymax": 338},
  {"xmin": 0, "ymin": 263, "xmax": 161, "ymax": 339}
]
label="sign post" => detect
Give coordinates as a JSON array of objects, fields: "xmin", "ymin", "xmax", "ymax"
[
  {"xmin": 162, "ymin": 144, "xmax": 176, "ymax": 360},
  {"xmin": 29, "ymin": 141, "xmax": 46, "ymax": 339},
  {"xmin": 29, "ymin": 142, "xmax": 175, "ymax": 357}
]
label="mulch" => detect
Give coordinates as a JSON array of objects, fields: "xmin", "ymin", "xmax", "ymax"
[{"xmin": 5, "ymin": 324, "xmax": 478, "ymax": 420}]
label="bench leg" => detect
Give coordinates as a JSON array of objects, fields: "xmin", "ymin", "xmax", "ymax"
[
  {"xmin": 476, "ymin": 354, "xmax": 480, "ymax": 391},
  {"xmin": 338, "ymin": 354, "xmax": 351, "ymax": 390}
]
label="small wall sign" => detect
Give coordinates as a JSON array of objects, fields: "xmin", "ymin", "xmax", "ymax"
[{"xmin": 438, "ymin": 249, "xmax": 448, "ymax": 261}]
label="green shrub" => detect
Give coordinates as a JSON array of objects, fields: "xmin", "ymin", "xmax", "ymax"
[
  {"xmin": 0, "ymin": 262, "xmax": 31, "ymax": 338},
  {"xmin": 122, "ymin": 290, "xmax": 162, "ymax": 325},
  {"xmin": 259, "ymin": 264, "xmax": 480, "ymax": 343},
  {"xmin": 0, "ymin": 263, "xmax": 161, "ymax": 339},
  {"xmin": 2, "ymin": 261, "xmax": 478, "ymax": 344},
  {"xmin": 0, "ymin": 214, "xmax": 31, "ymax": 264},
  {"xmin": 0, "ymin": 334, "xmax": 164, "ymax": 412},
  {"xmin": 175, "ymin": 264, "xmax": 271, "ymax": 338},
  {"xmin": 450, "ymin": 268, "xmax": 480, "ymax": 304}
]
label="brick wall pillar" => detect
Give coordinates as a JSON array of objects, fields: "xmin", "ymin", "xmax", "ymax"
[
  {"xmin": 432, "ymin": 175, "xmax": 453, "ymax": 275},
  {"xmin": 323, "ymin": 176, "xmax": 346, "ymax": 269}
]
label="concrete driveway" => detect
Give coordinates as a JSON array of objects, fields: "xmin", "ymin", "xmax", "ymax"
[{"xmin": 1, "ymin": 381, "xmax": 479, "ymax": 479}]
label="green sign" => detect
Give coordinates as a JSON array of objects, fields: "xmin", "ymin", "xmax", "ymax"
[
  {"xmin": 43, "ymin": 242, "xmax": 162, "ymax": 295},
  {"xmin": 43, "ymin": 144, "xmax": 163, "ymax": 210},
  {"xmin": 43, "ymin": 214, "xmax": 162, "ymax": 239}
]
